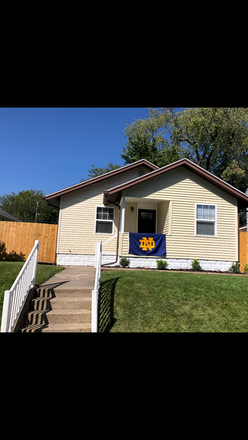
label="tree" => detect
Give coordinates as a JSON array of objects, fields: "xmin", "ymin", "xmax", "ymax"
[
  {"xmin": 80, "ymin": 162, "xmax": 121, "ymax": 180},
  {"xmin": 121, "ymin": 107, "xmax": 248, "ymax": 192},
  {"xmin": 0, "ymin": 190, "xmax": 58, "ymax": 224}
]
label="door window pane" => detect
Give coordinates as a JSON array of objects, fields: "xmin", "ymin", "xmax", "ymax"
[{"xmin": 141, "ymin": 212, "xmax": 153, "ymax": 220}]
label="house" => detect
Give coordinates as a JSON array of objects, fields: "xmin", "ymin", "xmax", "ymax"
[
  {"xmin": 44, "ymin": 158, "xmax": 248, "ymax": 271},
  {"xmin": 0, "ymin": 209, "xmax": 22, "ymax": 222}
]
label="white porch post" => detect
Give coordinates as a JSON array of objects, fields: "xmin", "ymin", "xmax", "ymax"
[{"xmin": 120, "ymin": 197, "xmax": 125, "ymax": 233}]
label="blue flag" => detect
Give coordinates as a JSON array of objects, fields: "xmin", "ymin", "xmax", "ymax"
[{"xmin": 129, "ymin": 233, "xmax": 166, "ymax": 256}]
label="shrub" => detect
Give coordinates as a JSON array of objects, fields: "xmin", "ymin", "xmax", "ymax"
[
  {"xmin": 191, "ymin": 259, "xmax": 202, "ymax": 271},
  {"xmin": 0, "ymin": 241, "xmax": 7, "ymax": 261},
  {"xmin": 156, "ymin": 259, "xmax": 168, "ymax": 270},
  {"xmin": 120, "ymin": 257, "xmax": 130, "ymax": 268},
  {"xmin": 243, "ymin": 263, "xmax": 248, "ymax": 274},
  {"xmin": 229, "ymin": 262, "xmax": 241, "ymax": 274}
]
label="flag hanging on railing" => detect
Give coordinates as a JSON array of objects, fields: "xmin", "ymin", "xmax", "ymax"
[{"xmin": 129, "ymin": 233, "xmax": 166, "ymax": 256}]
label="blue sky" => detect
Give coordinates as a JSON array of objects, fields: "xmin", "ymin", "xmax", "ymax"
[{"xmin": 0, "ymin": 108, "xmax": 154, "ymax": 197}]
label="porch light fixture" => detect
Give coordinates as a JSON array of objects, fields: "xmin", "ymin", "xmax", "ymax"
[{"xmin": 131, "ymin": 206, "xmax": 134, "ymax": 212}]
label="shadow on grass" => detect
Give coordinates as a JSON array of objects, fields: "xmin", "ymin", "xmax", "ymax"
[
  {"xmin": 0, "ymin": 241, "xmax": 25, "ymax": 261},
  {"xmin": 98, "ymin": 277, "xmax": 120, "ymax": 333}
]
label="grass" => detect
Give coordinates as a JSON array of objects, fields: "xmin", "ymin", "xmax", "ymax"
[
  {"xmin": 0, "ymin": 262, "xmax": 65, "ymax": 325},
  {"xmin": 99, "ymin": 270, "xmax": 248, "ymax": 332}
]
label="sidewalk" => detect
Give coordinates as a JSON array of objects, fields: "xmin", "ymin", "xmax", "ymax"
[{"xmin": 39, "ymin": 266, "xmax": 96, "ymax": 293}]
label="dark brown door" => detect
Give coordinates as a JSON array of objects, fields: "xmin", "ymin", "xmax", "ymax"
[{"xmin": 138, "ymin": 209, "xmax": 156, "ymax": 233}]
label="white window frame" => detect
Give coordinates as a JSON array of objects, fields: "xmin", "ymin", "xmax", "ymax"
[
  {"xmin": 95, "ymin": 206, "xmax": 115, "ymax": 235},
  {"xmin": 195, "ymin": 203, "xmax": 217, "ymax": 237}
]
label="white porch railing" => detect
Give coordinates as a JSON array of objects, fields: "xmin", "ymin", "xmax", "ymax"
[
  {"xmin": 91, "ymin": 241, "xmax": 102, "ymax": 333},
  {"xmin": 1, "ymin": 240, "xmax": 40, "ymax": 333}
]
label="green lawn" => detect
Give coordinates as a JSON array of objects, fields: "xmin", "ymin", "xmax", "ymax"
[
  {"xmin": 0, "ymin": 262, "xmax": 65, "ymax": 325},
  {"xmin": 99, "ymin": 270, "xmax": 248, "ymax": 332}
]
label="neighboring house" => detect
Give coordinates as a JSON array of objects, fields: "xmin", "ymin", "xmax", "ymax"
[
  {"xmin": 0, "ymin": 209, "xmax": 22, "ymax": 222},
  {"xmin": 44, "ymin": 158, "xmax": 248, "ymax": 271}
]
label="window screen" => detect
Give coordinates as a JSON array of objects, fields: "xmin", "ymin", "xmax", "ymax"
[
  {"xmin": 96, "ymin": 221, "xmax": 113, "ymax": 234},
  {"xmin": 196, "ymin": 221, "xmax": 215, "ymax": 236}
]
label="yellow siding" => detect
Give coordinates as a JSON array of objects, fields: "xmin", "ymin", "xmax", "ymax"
[
  {"xmin": 158, "ymin": 201, "xmax": 170, "ymax": 234},
  {"xmin": 58, "ymin": 165, "xmax": 238, "ymax": 261},
  {"xmin": 124, "ymin": 203, "xmax": 137, "ymax": 232},
  {"xmin": 121, "ymin": 233, "xmax": 129, "ymax": 255},
  {"xmin": 58, "ymin": 167, "xmax": 146, "ymax": 255},
  {"xmin": 123, "ymin": 167, "xmax": 238, "ymax": 261}
]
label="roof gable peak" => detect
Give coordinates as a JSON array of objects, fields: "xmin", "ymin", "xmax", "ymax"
[{"xmin": 45, "ymin": 158, "xmax": 157, "ymax": 200}]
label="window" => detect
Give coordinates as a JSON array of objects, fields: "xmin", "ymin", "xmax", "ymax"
[
  {"xmin": 95, "ymin": 206, "xmax": 114, "ymax": 234},
  {"xmin": 196, "ymin": 204, "xmax": 216, "ymax": 236}
]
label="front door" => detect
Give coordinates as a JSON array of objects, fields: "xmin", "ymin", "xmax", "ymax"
[{"xmin": 138, "ymin": 209, "xmax": 156, "ymax": 233}]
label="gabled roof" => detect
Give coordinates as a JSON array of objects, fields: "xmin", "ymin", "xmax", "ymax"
[
  {"xmin": 104, "ymin": 158, "xmax": 248, "ymax": 209},
  {"xmin": 44, "ymin": 159, "xmax": 158, "ymax": 208},
  {"xmin": 0, "ymin": 208, "xmax": 22, "ymax": 222}
]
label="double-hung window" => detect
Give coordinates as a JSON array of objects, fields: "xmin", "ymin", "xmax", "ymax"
[
  {"xmin": 196, "ymin": 204, "xmax": 216, "ymax": 236},
  {"xmin": 95, "ymin": 206, "xmax": 114, "ymax": 234}
]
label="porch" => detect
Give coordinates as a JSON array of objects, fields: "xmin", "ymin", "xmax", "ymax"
[
  {"xmin": 119, "ymin": 196, "xmax": 172, "ymax": 235},
  {"xmin": 118, "ymin": 196, "xmax": 171, "ymax": 258}
]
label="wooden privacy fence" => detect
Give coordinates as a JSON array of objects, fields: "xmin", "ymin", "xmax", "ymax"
[
  {"xmin": 0, "ymin": 221, "xmax": 58, "ymax": 264},
  {"xmin": 239, "ymin": 231, "xmax": 248, "ymax": 273}
]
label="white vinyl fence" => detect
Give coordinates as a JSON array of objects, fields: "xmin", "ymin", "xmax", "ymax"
[
  {"xmin": 91, "ymin": 241, "xmax": 102, "ymax": 332},
  {"xmin": 1, "ymin": 240, "xmax": 40, "ymax": 333}
]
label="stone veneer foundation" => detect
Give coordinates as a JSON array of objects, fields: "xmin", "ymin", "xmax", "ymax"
[{"xmin": 57, "ymin": 254, "xmax": 234, "ymax": 272}]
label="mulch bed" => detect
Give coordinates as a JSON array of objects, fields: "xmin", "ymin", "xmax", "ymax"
[{"xmin": 102, "ymin": 266, "xmax": 247, "ymax": 276}]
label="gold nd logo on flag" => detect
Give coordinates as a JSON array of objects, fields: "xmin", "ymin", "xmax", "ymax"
[{"xmin": 139, "ymin": 237, "xmax": 155, "ymax": 251}]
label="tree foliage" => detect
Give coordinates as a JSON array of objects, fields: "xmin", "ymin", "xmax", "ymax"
[
  {"xmin": 121, "ymin": 107, "xmax": 248, "ymax": 192},
  {"xmin": 0, "ymin": 190, "xmax": 58, "ymax": 224},
  {"xmin": 81, "ymin": 162, "xmax": 121, "ymax": 180}
]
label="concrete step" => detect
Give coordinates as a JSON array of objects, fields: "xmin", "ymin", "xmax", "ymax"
[
  {"xmin": 51, "ymin": 288, "xmax": 92, "ymax": 297},
  {"xmin": 45, "ymin": 309, "xmax": 91, "ymax": 324},
  {"xmin": 31, "ymin": 296, "xmax": 91, "ymax": 311},
  {"xmin": 31, "ymin": 297, "xmax": 52, "ymax": 311},
  {"xmin": 21, "ymin": 323, "xmax": 46, "ymax": 333},
  {"xmin": 41, "ymin": 323, "xmax": 92, "ymax": 332},
  {"xmin": 27, "ymin": 310, "xmax": 49, "ymax": 325},
  {"xmin": 49, "ymin": 297, "xmax": 91, "ymax": 310},
  {"xmin": 37, "ymin": 288, "xmax": 54, "ymax": 298},
  {"xmin": 37, "ymin": 288, "xmax": 92, "ymax": 298}
]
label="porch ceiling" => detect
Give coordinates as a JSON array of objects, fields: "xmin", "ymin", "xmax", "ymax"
[{"xmin": 125, "ymin": 197, "xmax": 165, "ymax": 205}]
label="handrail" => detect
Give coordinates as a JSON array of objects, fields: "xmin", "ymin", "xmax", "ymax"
[
  {"xmin": 1, "ymin": 240, "xmax": 40, "ymax": 333},
  {"xmin": 91, "ymin": 241, "xmax": 102, "ymax": 332}
]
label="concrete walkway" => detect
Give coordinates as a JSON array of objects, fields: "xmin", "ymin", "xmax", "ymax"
[
  {"xmin": 40, "ymin": 266, "xmax": 96, "ymax": 293},
  {"xmin": 21, "ymin": 266, "xmax": 96, "ymax": 333}
]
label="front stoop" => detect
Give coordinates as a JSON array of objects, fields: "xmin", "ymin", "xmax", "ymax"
[{"xmin": 20, "ymin": 287, "xmax": 92, "ymax": 333}]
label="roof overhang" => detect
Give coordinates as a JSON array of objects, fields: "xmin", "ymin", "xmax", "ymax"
[
  {"xmin": 43, "ymin": 196, "xmax": 60, "ymax": 209},
  {"xmin": 105, "ymin": 158, "xmax": 248, "ymax": 210},
  {"xmin": 103, "ymin": 190, "xmax": 122, "ymax": 206}
]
